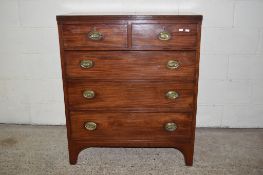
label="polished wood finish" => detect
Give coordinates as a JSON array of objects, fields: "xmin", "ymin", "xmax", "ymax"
[
  {"xmin": 132, "ymin": 23, "xmax": 197, "ymax": 49},
  {"xmin": 70, "ymin": 112, "xmax": 193, "ymax": 140},
  {"xmin": 67, "ymin": 81, "xmax": 194, "ymax": 111},
  {"xmin": 57, "ymin": 15, "xmax": 202, "ymax": 166},
  {"xmin": 57, "ymin": 14, "xmax": 203, "ymax": 22},
  {"xmin": 65, "ymin": 51, "xmax": 196, "ymax": 81},
  {"xmin": 62, "ymin": 24, "xmax": 128, "ymax": 49}
]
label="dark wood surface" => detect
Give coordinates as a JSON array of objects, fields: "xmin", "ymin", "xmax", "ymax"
[
  {"xmin": 56, "ymin": 14, "xmax": 203, "ymax": 22},
  {"xmin": 65, "ymin": 51, "xmax": 196, "ymax": 81},
  {"xmin": 132, "ymin": 23, "xmax": 197, "ymax": 49},
  {"xmin": 67, "ymin": 81, "xmax": 194, "ymax": 111},
  {"xmin": 62, "ymin": 24, "xmax": 128, "ymax": 49},
  {"xmin": 57, "ymin": 15, "xmax": 202, "ymax": 166},
  {"xmin": 70, "ymin": 112, "xmax": 193, "ymax": 140}
]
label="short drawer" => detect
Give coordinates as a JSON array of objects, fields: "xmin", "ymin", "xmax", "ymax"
[
  {"xmin": 65, "ymin": 51, "xmax": 196, "ymax": 81},
  {"xmin": 132, "ymin": 23, "xmax": 197, "ymax": 49},
  {"xmin": 62, "ymin": 24, "xmax": 128, "ymax": 49},
  {"xmin": 70, "ymin": 112, "xmax": 193, "ymax": 141},
  {"xmin": 67, "ymin": 81, "xmax": 194, "ymax": 112}
]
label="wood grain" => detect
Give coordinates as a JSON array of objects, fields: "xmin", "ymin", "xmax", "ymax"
[
  {"xmin": 67, "ymin": 81, "xmax": 194, "ymax": 111},
  {"xmin": 65, "ymin": 51, "xmax": 196, "ymax": 81},
  {"xmin": 62, "ymin": 24, "xmax": 128, "ymax": 49},
  {"xmin": 70, "ymin": 112, "xmax": 193, "ymax": 140},
  {"xmin": 57, "ymin": 15, "xmax": 203, "ymax": 23},
  {"xmin": 132, "ymin": 23, "xmax": 197, "ymax": 49},
  {"xmin": 57, "ymin": 15, "xmax": 202, "ymax": 166}
]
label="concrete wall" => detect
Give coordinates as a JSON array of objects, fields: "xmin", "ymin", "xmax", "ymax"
[{"xmin": 0, "ymin": 0, "xmax": 263, "ymax": 127}]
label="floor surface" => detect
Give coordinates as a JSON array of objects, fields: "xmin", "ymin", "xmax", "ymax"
[{"xmin": 0, "ymin": 124, "xmax": 262, "ymax": 175}]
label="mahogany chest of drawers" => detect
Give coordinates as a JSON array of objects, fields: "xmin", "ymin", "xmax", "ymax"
[{"xmin": 57, "ymin": 14, "xmax": 202, "ymax": 166}]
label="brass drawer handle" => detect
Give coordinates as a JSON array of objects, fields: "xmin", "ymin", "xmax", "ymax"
[
  {"xmin": 80, "ymin": 60, "xmax": 94, "ymax": 69},
  {"xmin": 166, "ymin": 91, "xmax": 179, "ymax": 100},
  {"xmin": 88, "ymin": 27, "xmax": 103, "ymax": 41},
  {"xmin": 167, "ymin": 60, "xmax": 180, "ymax": 69},
  {"xmin": 158, "ymin": 30, "xmax": 171, "ymax": 41},
  {"xmin": 83, "ymin": 90, "xmax": 95, "ymax": 99},
  {"xmin": 164, "ymin": 122, "xmax": 177, "ymax": 132},
  {"xmin": 84, "ymin": 122, "xmax": 97, "ymax": 131}
]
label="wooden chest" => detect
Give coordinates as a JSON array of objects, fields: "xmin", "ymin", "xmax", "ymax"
[{"xmin": 57, "ymin": 14, "xmax": 202, "ymax": 166}]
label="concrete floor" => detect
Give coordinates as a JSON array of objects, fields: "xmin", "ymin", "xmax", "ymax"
[{"xmin": 0, "ymin": 125, "xmax": 262, "ymax": 175}]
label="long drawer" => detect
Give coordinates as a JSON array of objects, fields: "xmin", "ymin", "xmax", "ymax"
[
  {"xmin": 70, "ymin": 112, "xmax": 193, "ymax": 141},
  {"xmin": 67, "ymin": 81, "xmax": 195, "ymax": 111},
  {"xmin": 64, "ymin": 51, "xmax": 196, "ymax": 81}
]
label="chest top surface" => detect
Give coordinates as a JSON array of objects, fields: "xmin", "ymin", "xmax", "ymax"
[{"xmin": 57, "ymin": 13, "xmax": 202, "ymax": 22}]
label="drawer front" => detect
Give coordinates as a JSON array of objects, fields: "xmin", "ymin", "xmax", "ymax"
[
  {"xmin": 65, "ymin": 51, "xmax": 196, "ymax": 81},
  {"xmin": 70, "ymin": 112, "xmax": 193, "ymax": 141},
  {"xmin": 132, "ymin": 23, "xmax": 197, "ymax": 49},
  {"xmin": 67, "ymin": 81, "xmax": 194, "ymax": 111},
  {"xmin": 62, "ymin": 24, "xmax": 128, "ymax": 49}
]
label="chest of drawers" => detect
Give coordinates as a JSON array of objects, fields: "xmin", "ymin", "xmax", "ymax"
[{"xmin": 57, "ymin": 14, "xmax": 202, "ymax": 166}]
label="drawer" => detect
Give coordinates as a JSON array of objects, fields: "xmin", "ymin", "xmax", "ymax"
[
  {"xmin": 62, "ymin": 24, "xmax": 128, "ymax": 49},
  {"xmin": 67, "ymin": 81, "xmax": 194, "ymax": 111},
  {"xmin": 70, "ymin": 112, "xmax": 193, "ymax": 141},
  {"xmin": 132, "ymin": 23, "xmax": 197, "ymax": 49},
  {"xmin": 65, "ymin": 51, "xmax": 196, "ymax": 81}
]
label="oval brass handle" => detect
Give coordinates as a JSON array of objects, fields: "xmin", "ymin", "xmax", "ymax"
[
  {"xmin": 88, "ymin": 30, "xmax": 103, "ymax": 41},
  {"xmin": 83, "ymin": 90, "xmax": 95, "ymax": 99},
  {"xmin": 84, "ymin": 122, "xmax": 97, "ymax": 131},
  {"xmin": 167, "ymin": 60, "xmax": 180, "ymax": 69},
  {"xmin": 158, "ymin": 31, "xmax": 171, "ymax": 41},
  {"xmin": 166, "ymin": 91, "xmax": 179, "ymax": 100},
  {"xmin": 80, "ymin": 60, "xmax": 94, "ymax": 69},
  {"xmin": 164, "ymin": 122, "xmax": 177, "ymax": 132}
]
